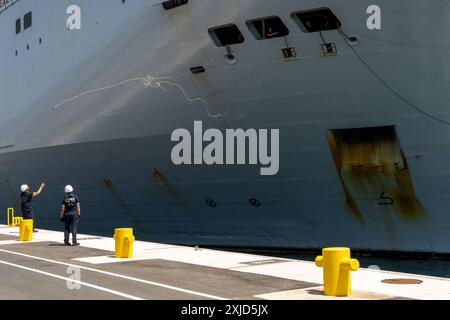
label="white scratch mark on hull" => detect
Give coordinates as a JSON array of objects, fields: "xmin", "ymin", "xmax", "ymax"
[{"xmin": 52, "ymin": 75, "xmax": 208, "ymax": 110}]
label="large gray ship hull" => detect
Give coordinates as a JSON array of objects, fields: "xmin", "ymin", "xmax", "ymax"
[{"xmin": 1, "ymin": 0, "xmax": 450, "ymax": 253}]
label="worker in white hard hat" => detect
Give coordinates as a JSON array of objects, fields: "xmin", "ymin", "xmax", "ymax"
[
  {"xmin": 20, "ymin": 182, "xmax": 45, "ymax": 233},
  {"xmin": 60, "ymin": 185, "xmax": 81, "ymax": 246}
]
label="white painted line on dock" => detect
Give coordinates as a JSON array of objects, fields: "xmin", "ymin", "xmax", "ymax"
[
  {"xmin": 0, "ymin": 249, "xmax": 229, "ymax": 300},
  {"xmin": 0, "ymin": 259, "xmax": 144, "ymax": 300}
]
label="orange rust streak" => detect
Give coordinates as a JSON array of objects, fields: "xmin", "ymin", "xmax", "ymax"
[{"xmin": 327, "ymin": 126, "xmax": 425, "ymax": 221}]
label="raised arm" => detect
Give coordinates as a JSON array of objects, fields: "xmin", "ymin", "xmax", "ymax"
[{"xmin": 33, "ymin": 182, "xmax": 45, "ymax": 197}]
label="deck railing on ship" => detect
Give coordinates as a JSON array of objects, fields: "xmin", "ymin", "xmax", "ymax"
[{"xmin": 0, "ymin": 0, "xmax": 19, "ymax": 14}]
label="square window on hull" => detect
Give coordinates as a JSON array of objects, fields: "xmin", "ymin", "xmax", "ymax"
[
  {"xmin": 208, "ymin": 24, "xmax": 245, "ymax": 47},
  {"xmin": 293, "ymin": 8, "xmax": 341, "ymax": 33},
  {"xmin": 15, "ymin": 18, "xmax": 20, "ymax": 34},
  {"xmin": 246, "ymin": 16, "xmax": 289, "ymax": 40},
  {"xmin": 24, "ymin": 11, "xmax": 32, "ymax": 30}
]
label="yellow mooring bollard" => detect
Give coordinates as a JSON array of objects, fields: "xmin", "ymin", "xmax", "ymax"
[
  {"xmin": 19, "ymin": 219, "xmax": 33, "ymax": 242},
  {"xmin": 315, "ymin": 247, "xmax": 359, "ymax": 296},
  {"xmin": 13, "ymin": 217, "xmax": 23, "ymax": 227},
  {"xmin": 114, "ymin": 228, "xmax": 135, "ymax": 258},
  {"xmin": 7, "ymin": 208, "xmax": 23, "ymax": 227}
]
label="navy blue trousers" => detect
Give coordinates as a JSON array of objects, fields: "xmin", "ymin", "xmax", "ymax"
[{"xmin": 64, "ymin": 213, "xmax": 78, "ymax": 244}]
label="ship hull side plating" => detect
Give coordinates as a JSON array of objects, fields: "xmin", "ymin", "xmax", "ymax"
[{"xmin": 1, "ymin": 0, "xmax": 450, "ymax": 253}]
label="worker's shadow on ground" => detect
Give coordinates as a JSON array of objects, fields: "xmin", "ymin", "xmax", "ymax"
[{"xmin": 48, "ymin": 243, "xmax": 70, "ymax": 247}]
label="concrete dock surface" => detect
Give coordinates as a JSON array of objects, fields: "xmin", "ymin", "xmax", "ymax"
[{"xmin": 0, "ymin": 225, "xmax": 448, "ymax": 300}]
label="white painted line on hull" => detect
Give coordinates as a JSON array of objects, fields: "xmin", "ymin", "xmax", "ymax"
[
  {"xmin": 0, "ymin": 259, "xmax": 143, "ymax": 300},
  {"xmin": 0, "ymin": 249, "xmax": 228, "ymax": 300}
]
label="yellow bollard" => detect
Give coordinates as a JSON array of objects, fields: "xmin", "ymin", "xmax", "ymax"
[
  {"xmin": 7, "ymin": 208, "xmax": 22, "ymax": 227},
  {"xmin": 315, "ymin": 247, "xmax": 359, "ymax": 296},
  {"xmin": 19, "ymin": 220, "xmax": 33, "ymax": 242},
  {"xmin": 113, "ymin": 228, "xmax": 135, "ymax": 258},
  {"xmin": 13, "ymin": 217, "xmax": 23, "ymax": 227},
  {"xmin": 7, "ymin": 208, "xmax": 13, "ymax": 226}
]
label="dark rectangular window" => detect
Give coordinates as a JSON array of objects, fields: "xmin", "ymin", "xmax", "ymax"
[
  {"xmin": 292, "ymin": 8, "xmax": 341, "ymax": 33},
  {"xmin": 208, "ymin": 24, "xmax": 245, "ymax": 47},
  {"xmin": 162, "ymin": 0, "xmax": 188, "ymax": 10},
  {"xmin": 15, "ymin": 18, "xmax": 21, "ymax": 34},
  {"xmin": 246, "ymin": 16, "xmax": 289, "ymax": 40},
  {"xmin": 24, "ymin": 11, "xmax": 32, "ymax": 30}
]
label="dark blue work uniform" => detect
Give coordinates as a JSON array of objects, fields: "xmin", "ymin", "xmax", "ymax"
[
  {"xmin": 21, "ymin": 191, "xmax": 34, "ymax": 220},
  {"xmin": 62, "ymin": 193, "xmax": 79, "ymax": 244}
]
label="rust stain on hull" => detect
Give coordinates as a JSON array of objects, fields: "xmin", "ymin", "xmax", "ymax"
[{"xmin": 327, "ymin": 126, "xmax": 425, "ymax": 222}]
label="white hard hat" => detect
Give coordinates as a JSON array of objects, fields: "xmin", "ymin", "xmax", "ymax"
[
  {"xmin": 20, "ymin": 184, "xmax": 29, "ymax": 192},
  {"xmin": 65, "ymin": 185, "xmax": 74, "ymax": 193}
]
